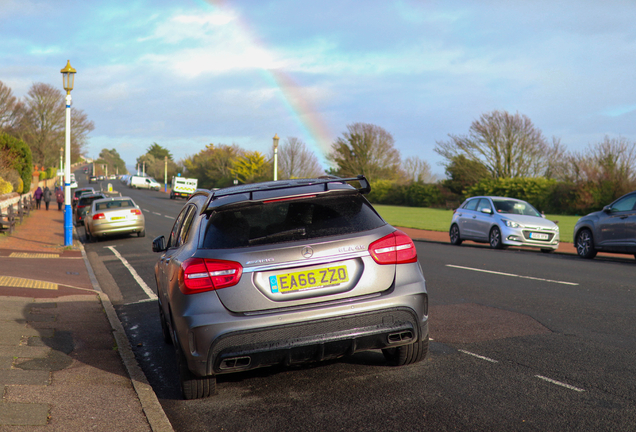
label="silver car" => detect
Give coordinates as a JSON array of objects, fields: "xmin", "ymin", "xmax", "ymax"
[
  {"xmin": 449, "ymin": 196, "xmax": 559, "ymax": 252},
  {"xmin": 152, "ymin": 176, "xmax": 429, "ymax": 399},
  {"xmin": 573, "ymin": 190, "xmax": 636, "ymax": 260},
  {"xmin": 85, "ymin": 196, "xmax": 145, "ymax": 241}
]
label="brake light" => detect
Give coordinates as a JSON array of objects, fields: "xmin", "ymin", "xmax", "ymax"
[
  {"xmin": 178, "ymin": 258, "xmax": 243, "ymax": 295},
  {"xmin": 78, "ymin": 204, "xmax": 86, "ymax": 208},
  {"xmin": 131, "ymin": 209, "xmax": 142, "ymax": 215},
  {"xmin": 369, "ymin": 230, "xmax": 417, "ymax": 265},
  {"xmin": 92, "ymin": 213, "xmax": 105, "ymax": 220}
]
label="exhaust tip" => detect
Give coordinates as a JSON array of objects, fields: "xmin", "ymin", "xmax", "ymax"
[{"xmin": 220, "ymin": 356, "xmax": 251, "ymax": 370}]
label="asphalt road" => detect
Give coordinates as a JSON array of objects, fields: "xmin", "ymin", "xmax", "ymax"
[{"xmin": 79, "ymin": 170, "xmax": 636, "ymax": 432}]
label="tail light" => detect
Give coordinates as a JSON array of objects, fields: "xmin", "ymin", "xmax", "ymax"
[
  {"xmin": 131, "ymin": 209, "xmax": 142, "ymax": 215},
  {"xmin": 92, "ymin": 213, "xmax": 105, "ymax": 220},
  {"xmin": 369, "ymin": 230, "xmax": 417, "ymax": 265},
  {"xmin": 178, "ymin": 258, "xmax": 243, "ymax": 295},
  {"xmin": 77, "ymin": 204, "xmax": 86, "ymax": 209}
]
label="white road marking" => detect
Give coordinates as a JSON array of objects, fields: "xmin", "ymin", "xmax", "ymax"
[
  {"xmin": 164, "ymin": 215, "xmax": 175, "ymax": 219},
  {"xmin": 458, "ymin": 349, "xmax": 499, "ymax": 363},
  {"xmin": 142, "ymin": 208, "xmax": 150, "ymax": 212},
  {"xmin": 105, "ymin": 246, "xmax": 157, "ymax": 300},
  {"xmin": 153, "ymin": 212, "xmax": 162, "ymax": 216},
  {"xmin": 535, "ymin": 375, "xmax": 585, "ymax": 392},
  {"xmin": 446, "ymin": 265, "xmax": 579, "ymax": 286}
]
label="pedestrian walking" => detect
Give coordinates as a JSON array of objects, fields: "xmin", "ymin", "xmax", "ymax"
[
  {"xmin": 34, "ymin": 186, "xmax": 43, "ymax": 209},
  {"xmin": 43, "ymin": 186, "xmax": 52, "ymax": 210},
  {"xmin": 55, "ymin": 187, "xmax": 64, "ymax": 211}
]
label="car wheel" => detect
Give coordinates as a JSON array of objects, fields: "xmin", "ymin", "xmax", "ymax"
[
  {"xmin": 85, "ymin": 228, "xmax": 92, "ymax": 243},
  {"xmin": 575, "ymin": 229, "xmax": 597, "ymax": 259},
  {"xmin": 449, "ymin": 224, "xmax": 462, "ymax": 245},
  {"xmin": 138, "ymin": 229, "xmax": 146, "ymax": 238},
  {"xmin": 489, "ymin": 226, "xmax": 504, "ymax": 249},
  {"xmin": 176, "ymin": 347, "xmax": 216, "ymax": 400},
  {"xmin": 382, "ymin": 335, "xmax": 429, "ymax": 366}
]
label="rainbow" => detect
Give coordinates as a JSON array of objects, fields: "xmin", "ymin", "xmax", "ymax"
[{"xmin": 198, "ymin": 0, "xmax": 334, "ymax": 159}]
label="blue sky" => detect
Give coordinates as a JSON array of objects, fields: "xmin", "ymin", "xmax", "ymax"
[{"xmin": 2, "ymin": 0, "xmax": 636, "ymax": 177}]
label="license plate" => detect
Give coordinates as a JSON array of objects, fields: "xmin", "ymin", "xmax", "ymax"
[
  {"xmin": 269, "ymin": 265, "xmax": 349, "ymax": 294},
  {"xmin": 110, "ymin": 216, "xmax": 125, "ymax": 221},
  {"xmin": 529, "ymin": 232, "xmax": 549, "ymax": 240}
]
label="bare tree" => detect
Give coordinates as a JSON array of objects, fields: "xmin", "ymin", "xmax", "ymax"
[
  {"xmin": 16, "ymin": 83, "xmax": 94, "ymax": 167},
  {"xmin": 276, "ymin": 137, "xmax": 324, "ymax": 179},
  {"xmin": 403, "ymin": 156, "xmax": 436, "ymax": 183},
  {"xmin": 435, "ymin": 110, "xmax": 560, "ymax": 179},
  {"xmin": 563, "ymin": 136, "xmax": 636, "ymax": 191},
  {"xmin": 328, "ymin": 122, "xmax": 402, "ymax": 180},
  {"xmin": 0, "ymin": 81, "xmax": 20, "ymax": 132}
]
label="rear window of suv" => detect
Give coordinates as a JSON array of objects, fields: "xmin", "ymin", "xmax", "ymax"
[
  {"xmin": 78, "ymin": 195, "xmax": 105, "ymax": 206},
  {"xmin": 202, "ymin": 194, "xmax": 385, "ymax": 249}
]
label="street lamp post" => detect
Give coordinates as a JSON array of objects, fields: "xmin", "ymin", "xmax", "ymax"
[
  {"xmin": 273, "ymin": 134, "xmax": 279, "ymax": 181},
  {"xmin": 60, "ymin": 60, "xmax": 76, "ymax": 247},
  {"xmin": 164, "ymin": 156, "xmax": 168, "ymax": 193},
  {"xmin": 59, "ymin": 147, "xmax": 63, "ymax": 187}
]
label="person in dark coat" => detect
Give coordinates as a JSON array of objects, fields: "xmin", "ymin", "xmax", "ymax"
[
  {"xmin": 43, "ymin": 186, "xmax": 52, "ymax": 210},
  {"xmin": 55, "ymin": 187, "xmax": 64, "ymax": 211},
  {"xmin": 34, "ymin": 186, "xmax": 43, "ymax": 209}
]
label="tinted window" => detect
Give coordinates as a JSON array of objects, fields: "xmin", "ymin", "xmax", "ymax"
[
  {"xmin": 463, "ymin": 199, "xmax": 479, "ymax": 211},
  {"xmin": 78, "ymin": 195, "xmax": 105, "ymax": 205},
  {"xmin": 202, "ymin": 194, "xmax": 385, "ymax": 249},
  {"xmin": 168, "ymin": 206, "xmax": 189, "ymax": 249},
  {"xmin": 476, "ymin": 198, "xmax": 492, "ymax": 213},
  {"xmin": 492, "ymin": 199, "xmax": 541, "ymax": 217},
  {"xmin": 611, "ymin": 194, "xmax": 636, "ymax": 212},
  {"xmin": 95, "ymin": 200, "xmax": 134, "ymax": 211}
]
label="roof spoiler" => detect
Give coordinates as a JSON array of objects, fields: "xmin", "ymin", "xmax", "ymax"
[{"xmin": 200, "ymin": 175, "xmax": 371, "ymax": 215}]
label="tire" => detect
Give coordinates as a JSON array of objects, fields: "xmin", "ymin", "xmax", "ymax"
[
  {"xmin": 138, "ymin": 229, "xmax": 146, "ymax": 238},
  {"xmin": 449, "ymin": 224, "xmax": 462, "ymax": 245},
  {"xmin": 382, "ymin": 335, "xmax": 429, "ymax": 366},
  {"xmin": 575, "ymin": 229, "xmax": 597, "ymax": 259},
  {"xmin": 489, "ymin": 226, "xmax": 504, "ymax": 249}
]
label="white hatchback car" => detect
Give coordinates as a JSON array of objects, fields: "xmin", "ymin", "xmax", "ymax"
[{"xmin": 449, "ymin": 196, "xmax": 559, "ymax": 252}]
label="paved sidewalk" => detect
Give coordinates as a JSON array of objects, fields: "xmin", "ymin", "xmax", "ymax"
[{"xmin": 0, "ymin": 206, "xmax": 172, "ymax": 431}]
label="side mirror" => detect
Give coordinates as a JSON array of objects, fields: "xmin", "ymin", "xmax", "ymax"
[
  {"xmin": 602, "ymin": 205, "xmax": 611, "ymax": 213},
  {"xmin": 152, "ymin": 235, "xmax": 167, "ymax": 253},
  {"xmin": 480, "ymin": 207, "xmax": 492, "ymax": 214}
]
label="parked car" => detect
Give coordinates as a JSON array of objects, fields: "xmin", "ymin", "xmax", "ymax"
[
  {"xmin": 88, "ymin": 175, "xmax": 98, "ymax": 184},
  {"xmin": 69, "ymin": 173, "xmax": 78, "ymax": 188},
  {"xmin": 72, "ymin": 187, "xmax": 96, "ymax": 211},
  {"xmin": 449, "ymin": 196, "xmax": 559, "ymax": 252},
  {"xmin": 74, "ymin": 193, "xmax": 106, "ymax": 225},
  {"xmin": 85, "ymin": 197, "xmax": 145, "ymax": 241},
  {"xmin": 573, "ymin": 190, "xmax": 636, "ymax": 260},
  {"xmin": 152, "ymin": 176, "xmax": 429, "ymax": 399}
]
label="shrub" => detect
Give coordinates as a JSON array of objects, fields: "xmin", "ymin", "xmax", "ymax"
[
  {"xmin": 0, "ymin": 133, "xmax": 32, "ymax": 193},
  {"xmin": 0, "ymin": 177, "xmax": 13, "ymax": 195},
  {"xmin": 466, "ymin": 177, "xmax": 557, "ymax": 212}
]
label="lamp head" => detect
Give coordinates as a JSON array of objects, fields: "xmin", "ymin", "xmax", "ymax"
[
  {"xmin": 273, "ymin": 133, "xmax": 280, "ymax": 149},
  {"xmin": 60, "ymin": 60, "xmax": 77, "ymax": 94}
]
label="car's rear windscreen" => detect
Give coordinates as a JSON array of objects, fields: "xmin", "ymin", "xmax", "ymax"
[{"xmin": 202, "ymin": 194, "xmax": 385, "ymax": 249}]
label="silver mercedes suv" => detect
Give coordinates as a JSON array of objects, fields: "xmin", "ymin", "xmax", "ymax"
[{"xmin": 152, "ymin": 176, "xmax": 429, "ymax": 399}]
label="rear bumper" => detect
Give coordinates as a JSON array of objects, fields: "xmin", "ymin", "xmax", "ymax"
[
  {"xmin": 90, "ymin": 220, "xmax": 144, "ymax": 236},
  {"xmin": 206, "ymin": 307, "xmax": 427, "ymax": 375}
]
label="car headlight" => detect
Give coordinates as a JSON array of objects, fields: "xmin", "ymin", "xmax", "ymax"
[{"xmin": 502, "ymin": 219, "xmax": 521, "ymax": 228}]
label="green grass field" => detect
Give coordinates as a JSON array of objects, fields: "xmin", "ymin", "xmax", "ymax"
[{"xmin": 373, "ymin": 204, "xmax": 579, "ymax": 243}]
